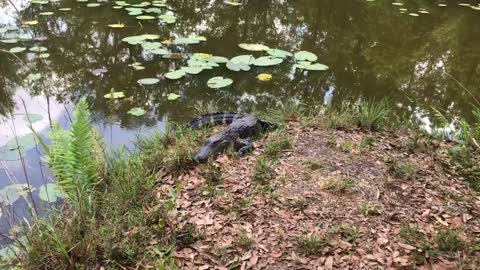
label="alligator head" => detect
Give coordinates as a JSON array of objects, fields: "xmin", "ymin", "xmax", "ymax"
[{"xmin": 194, "ymin": 138, "xmax": 230, "ymax": 163}]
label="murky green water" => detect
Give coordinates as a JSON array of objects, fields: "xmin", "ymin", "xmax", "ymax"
[{"xmin": 1, "ymin": 0, "xmax": 480, "ymax": 238}]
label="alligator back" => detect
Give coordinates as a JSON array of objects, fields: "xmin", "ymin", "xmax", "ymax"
[{"xmin": 190, "ymin": 112, "xmax": 245, "ymax": 129}]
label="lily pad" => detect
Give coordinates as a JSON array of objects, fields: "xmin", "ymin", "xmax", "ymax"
[
  {"xmin": 137, "ymin": 78, "xmax": 160, "ymax": 85},
  {"xmin": 174, "ymin": 35, "xmax": 206, "ymax": 45},
  {"xmin": 267, "ymin": 49, "xmax": 293, "ymax": 59},
  {"xmin": 294, "ymin": 51, "xmax": 318, "ymax": 62},
  {"xmin": 165, "ymin": 69, "xmax": 186, "ymax": 80},
  {"xmin": 127, "ymin": 107, "xmax": 147, "ymax": 116},
  {"xmin": 39, "ymin": 12, "xmax": 54, "ymax": 15},
  {"xmin": 225, "ymin": 1, "xmax": 242, "ymax": 6},
  {"xmin": 142, "ymin": 41, "xmax": 163, "ymax": 50},
  {"xmin": 9, "ymin": 47, "xmax": 26, "ymax": 53},
  {"xmin": 136, "ymin": 15, "xmax": 156, "ymax": 20},
  {"xmin": 23, "ymin": 20, "xmax": 39, "ymax": 26},
  {"xmin": 181, "ymin": 66, "xmax": 204, "ymax": 75},
  {"xmin": 207, "ymin": 76, "xmax": 233, "ymax": 89},
  {"xmin": 104, "ymin": 91, "xmax": 125, "ymax": 99},
  {"xmin": 30, "ymin": 46, "xmax": 48, "ymax": 52},
  {"xmin": 23, "ymin": 114, "xmax": 43, "ymax": 123},
  {"xmin": 257, "ymin": 73, "xmax": 272, "ymax": 81},
  {"xmin": 0, "ymin": 184, "xmax": 34, "ymax": 205},
  {"xmin": 0, "ymin": 39, "xmax": 18, "ymax": 44},
  {"xmin": 158, "ymin": 14, "xmax": 176, "ymax": 24},
  {"xmin": 122, "ymin": 35, "xmax": 146, "ymax": 45},
  {"xmin": 39, "ymin": 53, "xmax": 50, "ymax": 58},
  {"xmin": 26, "ymin": 73, "xmax": 42, "ymax": 82},
  {"xmin": 294, "ymin": 62, "xmax": 329, "ymax": 71},
  {"xmin": 253, "ymin": 56, "xmax": 283, "ymax": 66},
  {"xmin": 86, "ymin": 3, "xmax": 101, "ymax": 7},
  {"xmin": 230, "ymin": 55, "xmax": 255, "ymax": 65},
  {"xmin": 167, "ymin": 93, "xmax": 181, "ymax": 101},
  {"xmin": 226, "ymin": 61, "xmax": 250, "ymax": 72},
  {"xmin": 39, "ymin": 183, "xmax": 65, "ymax": 203},
  {"xmin": 238, "ymin": 43, "xmax": 269, "ymax": 51},
  {"xmin": 0, "ymin": 133, "xmax": 37, "ymax": 161},
  {"xmin": 108, "ymin": 23, "xmax": 125, "ymax": 28}
]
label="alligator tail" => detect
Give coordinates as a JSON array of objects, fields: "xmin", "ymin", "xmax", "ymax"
[{"xmin": 190, "ymin": 112, "xmax": 245, "ymax": 129}]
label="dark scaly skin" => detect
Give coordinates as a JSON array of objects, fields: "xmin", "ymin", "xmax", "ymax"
[{"xmin": 190, "ymin": 113, "xmax": 275, "ymax": 163}]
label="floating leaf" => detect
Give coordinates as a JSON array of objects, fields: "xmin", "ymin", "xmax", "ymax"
[
  {"xmin": 225, "ymin": 1, "xmax": 242, "ymax": 6},
  {"xmin": 210, "ymin": 56, "xmax": 229, "ymax": 63},
  {"xmin": 165, "ymin": 69, "xmax": 186, "ymax": 80},
  {"xmin": 226, "ymin": 61, "xmax": 250, "ymax": 72},
  {"xmin": 0, "ymin": 39, "xmax": 18, "ymax": 44},
  {"xmin": 39, "ymin": 183, "xmax": 65, "ymax": 203},
  {"xmin": 18, "ymin": 34, "xmax": 33, "ymax": 40},
  {"xmin": 58, "ymin": 7, "xmax": 72, "ymax": 11},
  {"xmin": 39, "ymin": 53, "xmax": 50, "ymax": 58},
  {"xmin": 26, "ymin": 73, "xmax": 42, "ymax": 82},
  {"xmin": 257, "ymin": 73, "xmax": 272, "ymax": 81},
  {"xmin": 142, "ymin": 41, "xmax": 163, "ymax": 50},
  {"xmin": 104, "ymin": 91, "xmax": 125, "ymax": 99},
  {"xmin": 9, "ymin": 47, "xmax": 26, "ymax": 53},
  {"xmin": 23, "ymin": 114, "xmax": 43, "ymax": 123},
  {"xmin": 23, "ymin": 20, "xmax": 39, "ymax": 25},
  {"xmin": 174, "ymin": 35, "xmax": 206, "ymax": 45},
  {"xmin": 238, "ymin": 43, "xmax": 269, "ymax": 51},
  {"xmin": 181, "ymin": 66, "xmax": 204, "ymax": 75},
  {"xmin": 122, "ymin": 35, "xmax": 146, "ymax": 45},
  {"xmin": 127, "ymin": 107, "xmax": 147, "ymax": 116},
  {"xmin": 136, "ymin": 15, "xmax": 156, "ymax": 20},
  {"xmin": 0, "ymin": 184, "xmax": 34, "ymax": 205},
  {"xmin": 295, "ymin": 62, "xmax": 329, "ymax": 71},
  {"xmin": 30, "ymin": 46, "xmax": 48, "ymax": 52},
  {"xmin": 108, "ymin": 23, "xmax": 125, "ymax": 28},
  {"xmin": 253, "ymin": 56, "xmax": 283, "ymax": 66},
  {"xmin": 294, "ymin": 51, "xmax": 318, "ymax": 62},
  {"xmin": 158, "ymin": 14, "xmax": 176, "ymax": 24},
  {"xmin": 39, "ymin": 12, "xmax": 54, "ymax": 15},
  {"xmin": 207, "ymin": 76, "xmax": 233, "ymax": 89},
  {"xmin": 142, "ymin": 34, "xmax": 161, "ymax": 40},
  {"xmin": 137, "ymin": 78, "xmax": 160, "ymax": 85},
  {"xmin": 86, "ymin": 3, "xmax": 101, "ymax": 7},
  {"xmin": 230, "ymin": 55, "xmax": 255, "ymax": 65},
  {"xmin": 0, "ymin": 133, "xmax": 37, "ymax": 161},
  {"xmin": 267, "ymin": 48, "xmax": 293, "ymax": 59},
  {"xmin": 167, "ymin": 93, "xmax": 180, "ymax": 101}
]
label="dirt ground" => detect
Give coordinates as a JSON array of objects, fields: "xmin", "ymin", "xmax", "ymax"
[{"xmin": 155, "ymin": 122, "xmax": 480, "ymax": 270}]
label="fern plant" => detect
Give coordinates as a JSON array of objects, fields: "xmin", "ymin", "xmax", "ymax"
[{"xmin": 38, "ymin": 100, "xmax": 102, "ymax": 204}]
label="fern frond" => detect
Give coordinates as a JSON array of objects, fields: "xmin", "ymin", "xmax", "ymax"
[{"xmin": 431, "ymin": 107, "xmax": 449, "ymax": 127}]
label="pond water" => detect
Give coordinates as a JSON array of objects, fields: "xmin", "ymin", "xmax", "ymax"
[{"xmin": 1, "ymin": 0, "xmax": 480, "ymax": 241}]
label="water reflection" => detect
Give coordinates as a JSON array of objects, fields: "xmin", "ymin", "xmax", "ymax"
[{"xmin": 1, "ymin": 0, "xmax": 480, "ymax": 240}]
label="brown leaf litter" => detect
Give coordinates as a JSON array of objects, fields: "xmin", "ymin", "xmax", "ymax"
[{"xmin": 153, "ymin": 122, "xmax": 480, "ymax": 270}]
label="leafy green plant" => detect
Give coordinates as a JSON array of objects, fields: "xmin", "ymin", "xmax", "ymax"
[
  {"xmin": 321, "ymin": 176, "xmax": 355, "ymax": 193},
  {"xmin": 436, "ymin": 229, "xmax": 464, "ymax": 252},
  {"xmin": 235, "ymin": 232, "xmax": 254, "ymax": 250},
  {"xmin": 297, "ymin": 236, "xmax": 327, "ymax": 255},
  {"xmin": 253, "ymin": 157, "xmax": 275, "ymax": 184},
  {"xmin": 264, "ymin": 129, "xmax": 292, "ymax": 159},
  {"xmin": 35, "ymin": 100, "xmax": 103, "ymax": 212}
]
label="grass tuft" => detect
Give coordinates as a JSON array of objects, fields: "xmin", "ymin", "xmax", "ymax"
[
  {"xmin": 297, "ymin": 236, "xmax": 327, "ymax": 255},
  {"xmin": 436, "ymin": 228, "xmax": 464, "ymax": 252},
  {"xmin": 235, "ymin": 232, "xmax": 254, "ymax": 250},
  {"xmin": 253, "ymin": 157, "xmax": 275, "ymax": 184},
  {"xmin": 264, "ymin": 129, "xmax": 292, "ymax": 159},
  {"xmin": 386, "ymin": 158, "xmax": 417, "ymax": 179},
  {"xmin": 321, "ymin": 176, "xmax": 355, "ymax": 194}
]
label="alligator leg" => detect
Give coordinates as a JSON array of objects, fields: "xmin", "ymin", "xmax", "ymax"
[{"xmin": 236, "ymin": 138, "xmax": 253, "ymax": 156}]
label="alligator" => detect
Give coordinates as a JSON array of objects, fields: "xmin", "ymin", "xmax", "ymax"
[{"xmin": 190, "ymin": 112, "xmax": 276, "ymax": 163}]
